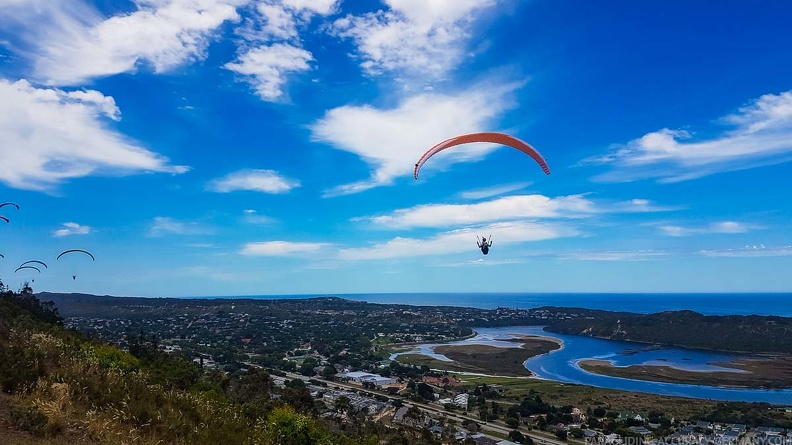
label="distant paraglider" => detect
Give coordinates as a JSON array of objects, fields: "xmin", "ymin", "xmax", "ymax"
[
  {"xmin": 0, "ymin": 202, "xmax": 19, "ymax": 210},
  {"xmin": 19, "ymin": 260, "xmax": 48, "ymax": 269},
  {"xmin": 14, "ymin": 265, "xmax": 41, "ymax": 274},
  {"xmin": 57, "ymin": 249, "xmax": 95, "ymax": 261},
  {"xmin": 57, "ymin": 249, "xmax": 94, "ymax": 280},
  {"xmin": 0, "ymin": 216, "xmax": 8, "ymax": 223}
]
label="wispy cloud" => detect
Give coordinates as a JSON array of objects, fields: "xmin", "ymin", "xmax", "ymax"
[
  {"xmin": 241, "ymin": 209, "xmax": 276, "ymax": 225},
  {"xmin": 363, "ymin": 194, "xmax": 596, "ymax": 229},
  {"xmin": 52, "ymin": 222, "xmax": 91, "ymax": 237},
  {"xmin": 437, "ymin": 257, "xmax": 527, "ymax": 267},
  {"xmin": 610, "ymin": 198, "xmax": 683, "ymax": 213},
  {"xmin": 659, "ymin": 221, "xmax": 760, "ymax": 237},
  {"xmin": 585, "ymin": 90, "xmax": 792, "ymax": 182},
  {"xmin": 225, "ymin": 0, "xmax": 338, "ymax": 101},
  {"xmin": 559, "ymin": 250, "xmax": 668, "ymax": 262},
  {"xmin": 699, "ymin": 245, "xmax": 792, "ymax": 258},
  {"xmin": 0, "ymin": 80, "xmax": 187, "ymax": 192},
  {"xmin": 240, "ymin": 240, "xmax": 327, "ymax": 256},
  {"xmin": 149, "ymin": 217, "xmax": 211, "ymax": 236},
  {"xmin": 1, "ymin": 0, "xmax": 245, "ymax": 85},
  {"xmin": 337, "ymin": 221, "xmax": 578, "ymax": 260},
  {"xmin": 331, "ymin": 0, "xmax": 497, "ymax": 79},
  {"xmin": 207, "ymin": 169, "xmax": 300, "ymax": 193},
  {"xmin": 458, "ymin": 182, "xmax": 532, "ymax": 200},
  {"xmin": 311, "ymin": 82, "xmax": 520, "ymax": 195}
]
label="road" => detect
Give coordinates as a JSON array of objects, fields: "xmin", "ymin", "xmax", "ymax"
[{"xmin": 282, "ymin": 371, "xmax": 578, "ymax": 445}]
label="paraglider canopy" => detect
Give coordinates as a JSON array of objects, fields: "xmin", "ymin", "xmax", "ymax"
[
  {"xmin": 20, "ymin": 260, "xmax": 48, "ymax": 269},
  {"xmin": 57, "ymin": 249, "xmax": 94, "ymax": 281},
  {"xmin": 57, "ymin": 249, "xmax": 95, "ymax": 261},
  {"xmin": 414, "ymin": 132, "xmax": 551, "ymax": 179},
  {"xmin": 0, "ymin": 202, "xmax": 19, "ymax": 210}
]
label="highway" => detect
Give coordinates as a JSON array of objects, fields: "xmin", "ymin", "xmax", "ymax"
[{"xmin": 282, "ymin": 371, "xmax": 578, "ymax": 445}]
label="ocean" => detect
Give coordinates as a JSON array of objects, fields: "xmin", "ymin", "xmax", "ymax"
[{"xmin": 200, "ymin": 293, "xmax": 792, "ymax": 317}]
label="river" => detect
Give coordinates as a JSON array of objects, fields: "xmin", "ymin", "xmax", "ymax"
[{"xmin": 390, "ymin": 326, "xmax": 792, "ymax": 404}]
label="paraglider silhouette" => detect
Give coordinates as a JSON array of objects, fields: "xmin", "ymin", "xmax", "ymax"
[{"xmin": 57, "ymin": 249, "xmax": 94, "ymax": 280}]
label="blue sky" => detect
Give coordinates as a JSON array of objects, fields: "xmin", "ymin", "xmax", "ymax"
[{"xmin": 1, "ymin": 0, "xmax": 791, "ymax": 297}]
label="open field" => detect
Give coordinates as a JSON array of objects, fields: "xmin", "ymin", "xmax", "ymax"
[
  {"xmin": 395, "ymin": 338, "xmax": 559, "ymax": 377},
  {"xmin": 579, "ymin": 355, "xmax": 792, "ymax": 389},
  {"xmin": 455, "ymin": 375, "xmax": 719, "ymax": 419}
]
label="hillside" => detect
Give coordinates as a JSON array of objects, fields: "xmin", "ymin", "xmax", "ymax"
[
  {"xmin": 0, "ymin": 285, "xmax": 426, "ymax": 444},
  {"xmin": 545, "ymin": 309, "xmax": 792, "ymax": 353}
]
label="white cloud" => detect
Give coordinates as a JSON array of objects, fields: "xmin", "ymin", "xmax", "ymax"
[
  {"xmin": 331, "ymin": 0, "xmax": 497, "ymax": 78},
  {"xmin": 0, "ymin": 80, "xmax": 187, "ymax": 191},
  {"xmin": 224, "ymin": 43, "xmax": 313, "ymax": 101},
  {"xmin": 2, "ymin": 0, "xmax": 246, "ymax": 85},
  {"xmin": 586, "ymin": 90, "xmax": 792, "ymax": 182},
  {"xmin": 559, "ymin": 250, "xmax": 668, "ymax": 262},
  {"xmin": 52, "ymin": 222, "xmax": 91, "ymax": 237},
  {"xmin": 365, "ymin": 194, "xmax": 596, "ymax": 229},
  {"xmin": 149, "ymin": 217, "xmax": 211, "ymax": 236},
  {"xmin": 337, "ymin": 221, "xmax": 577, "ymax": 260},
  {"xmin": 207, "ymin": 169, "xmax": 300, "ymax": 193},
  {"xmin": 458, "ymin": 182, "xmax": 532, "ymax": 200},
  {"xmin": 226, "ymin": 0, "xmax": 338, "ymax": 101},
  {"xmin": 699, "ymin": 245, "xmax": 792, "ymax": 258},
  {"xmin": 659, "ymin": 221, "xmax": 760, "ymax": 237},
  {"xmin": 311, "ymin": 83, "xmax": 519, "ymax": 195},
  {"xmin": 240, "ymin": 240, "xmax": 326, "ymax": 256}
]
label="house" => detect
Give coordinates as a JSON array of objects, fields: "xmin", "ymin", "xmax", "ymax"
[
  {"xmin": 469, "ymin": 433, "xmax": 500, "ymax": 445},
  {"xmin": 429, "ymin": 425, "xmax": 444, "ymax": 437},
  {"xmin": 455, "ymin": 430, "xmax": 468, "ymax": 441},
  {"xmin": 360, "ymin": 375, "xmax": 397, "ymax": 386},
  {"xmin": 629, "ymin": 426, "xmax": 653, "ymax": 438},
  {"xmin": 496, "ymin": 441, "xmax": 521, "ymax": 445}
]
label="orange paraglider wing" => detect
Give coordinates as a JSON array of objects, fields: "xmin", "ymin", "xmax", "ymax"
[{"xmin": 414, "ymin": 132, "xmax": 551, "ymax": 179}]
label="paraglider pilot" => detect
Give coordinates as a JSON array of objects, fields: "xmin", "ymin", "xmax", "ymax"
[{"xmin": 477, "ymin": 236, "xmax": 493, "ymax": 255}]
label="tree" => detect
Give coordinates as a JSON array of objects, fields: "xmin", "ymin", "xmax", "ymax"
[
  {"xmin": 416, "ymin": 382, "xmax": 434, "ymax": 400},
  {"xmin": 510, "ymin": 430, "xmax": 528, "ymax": 443},
  {"xmin": 555, "ymin": 429, "xmax": 568, "ymax": 441},
  {"xmin": 322, "ymin": 365, "xmax": 337, "ymax": 379}
]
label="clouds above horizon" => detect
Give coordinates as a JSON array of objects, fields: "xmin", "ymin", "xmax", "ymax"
[
  {"xmin": 659, "ymin": 221, "xmax": 760, "ymax": 237},
  {"xmin": 52, "ymin": 222, "xmax": 91, "ymax": 237},
  {"xmin": 240, "ymin": 240, "xmax": 327, "ymax": 256},
  {"xmin": 207, "ymin": 169, "xmax": 300, "ymax": 193},
  {"xmin": 0, "ymin": 0, "xmax": 245, "ymax": 85},
  {"xmin": 363, "ymin": 194, "xmax": 597, "ymax": 229},
  {"xmin": 338, "ymin": 221, "xmax": 577, "ymax": 260},
  {"xmin": 332, "ymin": 0, "xmax": 498, "ymax": 79},
  {"xmin": 311, "ymin": 83, "xmax": 519, "ymax": 195},
  {"xmin": 149, "ymin": 217, "xmax": 212, "ymax": 237},
  {"xmin": 587, "ymin": 90, "xmax": 792, "ymax": 182},
  {"xmin": 0, "ymin": 79, "xmax": 187, "ymax": 191},
  {"xmin": 225, "ymin": 0, "xmax": 338, "ymax": 101}
]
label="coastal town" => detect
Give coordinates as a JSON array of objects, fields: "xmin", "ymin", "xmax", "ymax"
[{"xmin": 41, "ymin": 294, "xmax": 791, "ymax": 444}]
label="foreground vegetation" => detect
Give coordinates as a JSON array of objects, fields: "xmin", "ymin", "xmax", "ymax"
[{"xmin": 0, "ymin": 282, "xmax": 431, "ymax": 444}]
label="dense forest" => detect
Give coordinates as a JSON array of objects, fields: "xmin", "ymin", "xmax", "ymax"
[{"xmin": 545, "ymin": 309, "xmax": 792, "ymax": 353}]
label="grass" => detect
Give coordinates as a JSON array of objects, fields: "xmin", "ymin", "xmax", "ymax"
[{"xmin": 453, "ymin": 375, "xmax": 718, "ymax": 419}]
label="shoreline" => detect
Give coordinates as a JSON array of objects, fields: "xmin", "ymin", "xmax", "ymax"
[{"xmin": 577, "ymin": 358, "xmax": 792, "ymax": 389}]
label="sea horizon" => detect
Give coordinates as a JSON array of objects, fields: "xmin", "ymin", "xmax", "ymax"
[{"xmin": 170, "ymin": 292, "xmax": 792, "ymax": 317}]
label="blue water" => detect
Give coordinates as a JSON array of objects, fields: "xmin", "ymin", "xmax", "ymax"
[
  {"xmin": 204, "ymin": 293, "xmax": 792, "ymax": 317},
  {"xmin": 391, "ymin": 326, "xmax": 792, "ymax": 404}
]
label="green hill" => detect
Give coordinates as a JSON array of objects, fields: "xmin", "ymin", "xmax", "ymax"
[{"xmin": 0, "ymin": 283, "xmax": 407, "ymax": 445}]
